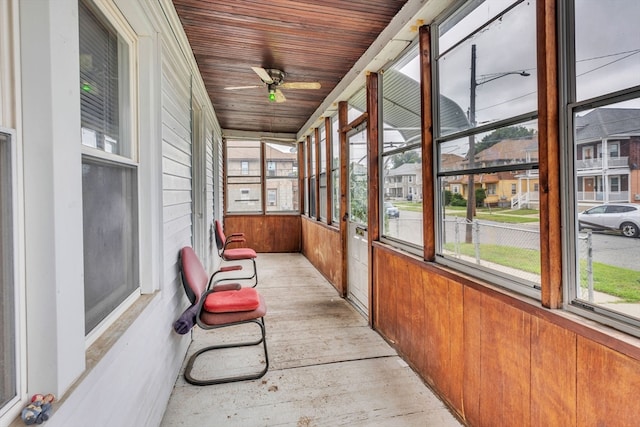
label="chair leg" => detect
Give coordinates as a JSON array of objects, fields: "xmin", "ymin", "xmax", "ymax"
[{"xmin": 184, "ymin": 318, "xmax": 269, "ymax": 386}]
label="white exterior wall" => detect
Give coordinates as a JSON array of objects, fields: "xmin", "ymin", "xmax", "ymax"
[{"xmin": 2, "ymin": 0, "xmax": 222, "ymax": 425}]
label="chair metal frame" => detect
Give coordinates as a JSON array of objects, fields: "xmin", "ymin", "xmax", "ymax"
[
  {"xmin": 214, "ymin": 220, "xmax": 258, "ymax": 287},
  {"xmin": 179, "ymin": 246, "xmax": 268, "ymax": 386}
]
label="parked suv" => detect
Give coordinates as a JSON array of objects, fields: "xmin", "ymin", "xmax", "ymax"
[
  {"xmin": 384, "ymin": 202, "xmax": 400, "ymax": 218},
  {"xmin": 578, "ymin": 203, "xmax": 640, "ymax": 238}
]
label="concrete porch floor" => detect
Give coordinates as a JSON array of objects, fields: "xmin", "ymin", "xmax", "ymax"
[{"xmin": 161, "ymin": 253, "xmax": 463, "ymax": 427}]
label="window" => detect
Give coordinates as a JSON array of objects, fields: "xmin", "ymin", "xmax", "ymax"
[
  {"xmin": 610, "ymin": 176, "xmax": 620, "ymax": 193},
  {"xmin": 267, "ymin": 189, "xmax": 277, "ymax": 206},
  {"xmin": 609, "ymin": 143, "xmax": 619, "ymax": 159},
  {"xmin": 302, "ymin": 140, "xmax": 309, "ymax": 215},
  {"xmin": 331, "ymin": 116, "xmax": 340, "ymax": 224},
  {"xmin": 267, "ymin": 161, "xmax": 276, "ymax": 176},
  {"xmin": 79, "ymin": 0, "xmax": 139, "ymax": 335},
  {"xmin": 226, "ymin": 140, "xmax": 299, "ymax": 214},
  {"xmin": 380, "ymin": 44, "xmax": 423, "ymax": 250},
  {"xmin": 309, "ymin": 135, "xmax": 317, "ymax": 217},
  {"xmin": 1, "ymin": 129, "xmax": 18, "ymax": 414},
  {"xmin": 435, "ymin": 0, "xmax": 540, "ymax": 294},
  {"xmin": 265, "ymin": 142, "xmax": 298, "ymax": 212},
  {"xmin": 226, "ymin": 140, "xmax": 262, "ymax": 213},
  {"xmin": 565, "ymin": 0, "xmax": 640, "ymax": 332},
  {"xmin": 319, "ymin": 124, "xmax": 327, "ymax": 220}
]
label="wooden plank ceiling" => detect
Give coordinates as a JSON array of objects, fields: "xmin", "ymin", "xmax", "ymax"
[{"xmin": 172, "ymin": 0, "xmax": 409, "ymax": 135}]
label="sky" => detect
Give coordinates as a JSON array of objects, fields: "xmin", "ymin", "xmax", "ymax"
[
  {"xmin": 395, "ymin": 0, "xmax": 639, "ymax": 156},
  {"xmin": 401, "ymin": 0, "xmax": 639, "ymax": 117}
]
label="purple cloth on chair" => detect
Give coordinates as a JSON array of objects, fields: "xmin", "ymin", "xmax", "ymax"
[{"xmin": 173, "ymin": 304, "xmax": 199, "ymax": 335}]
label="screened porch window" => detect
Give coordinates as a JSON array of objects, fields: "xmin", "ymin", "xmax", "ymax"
[{"xmin": 434, "ymin": 0, "xmax": 540, "ymax": 295}]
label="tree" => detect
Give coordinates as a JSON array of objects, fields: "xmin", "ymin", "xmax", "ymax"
[
  {"xmin": 475, "ymin": 188, "xmax": 486, "ymax": 207},
  {"xmin": 391, "ymin": 151, "xmax": 420, "ymax": 169},
  {"xmin": 475, "ymin": 126, "xmax": 536, "ymax": 153}
]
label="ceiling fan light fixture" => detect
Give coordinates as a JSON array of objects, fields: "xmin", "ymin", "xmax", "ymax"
[{"xmin": 268, "ymin": 84, "xmax": 276, "ymax": 102}]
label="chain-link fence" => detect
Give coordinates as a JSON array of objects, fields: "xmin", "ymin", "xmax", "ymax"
[{"xmin": 442, "ymin": 217, "xmax": 541, "ymax": 283}]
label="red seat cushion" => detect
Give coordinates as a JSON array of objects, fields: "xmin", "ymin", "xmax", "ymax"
[
  {"xmin": 203, "ymin": 288, "xmax": 261, "ymax": 313},
  {"xmin": 223, "ymin": 247, "xmax": 257, "ymax": 260}
]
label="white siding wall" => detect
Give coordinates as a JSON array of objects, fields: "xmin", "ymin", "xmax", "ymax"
[{"xmin": 3, "ymin": 0, "xmax": 223, "ymax": 425}]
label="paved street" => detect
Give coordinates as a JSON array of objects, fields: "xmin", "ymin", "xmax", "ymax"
[{"xmin": 384, "ymin": 209, "xmax": 640, "ymax": 272}]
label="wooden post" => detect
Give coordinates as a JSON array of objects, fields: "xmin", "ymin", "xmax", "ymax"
[
  {"xmin": 420, "ymin": 25, "xmax": 435, "ymax": 261},
  {"xmin": 339, "ymin": 101, "xmax": 349, "ymax": 297},
  {"xmin": 537, "ymin": 0, "xmax": 562, "ymax": 308},
  {"xmin": 367, "ymin": 72, "xmax": 379, "ymax": 326}
]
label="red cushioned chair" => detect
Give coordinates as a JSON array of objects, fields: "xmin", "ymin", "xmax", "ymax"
[
  {"xmin": 179, "ymin": 246, "xmax": 268, "ymax": 385},
  {"xmin": 214, "ymin": 219, "xmax": 258, "ymax": 287}
]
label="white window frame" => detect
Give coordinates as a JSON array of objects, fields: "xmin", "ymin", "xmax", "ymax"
[
  {"xmin": 0, "ymin": 127, "xmax": 22, "ymax": 420},
  {"xmin": 79, "ymin": 0, "xmax": 140, "ymax": 344}
]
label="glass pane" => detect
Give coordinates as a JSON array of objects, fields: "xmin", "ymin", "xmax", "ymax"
[
  {"xmin": 0, "ymin": 131, "xmax": 16, "ymax": 408},
  {"xmin": 79, "ymin": 1, "xmax": 130, "ymax": 157},
  {"xmin": 264, "ymin": 142, "xmax": 298, "ymax": 213},
  {"xmin": 382, "ymin": 45, "xmax": 421, "ymax": 153},
  {"xmin": 310, "ymin": 137, "xmax": 316, "ymax": 178},
  {"xmin": 265, "ymin": 178, "xmax": 299, "ymax": 212},
  {"xmin": 382, "ymin": 147, "xmax": 423, "ymax": 247},
  {"xmin": 319, "ymin": 125, "xmax": 327, "ymax": 173},
  {"xmin": 226, "ymin": 140, "xmax": 261, "ymax": 176},
  {"xmin": 332, "ymin": 116, "xmax": 340, "ymax": 169},
  {"xmin": 575, "ymin": 0, "xmax": 640, "ymax": 101},
  {"xmin": 332, "ymin": 169, "xmax": 340, "ymax": 223},
  {"xmin": 439, "ymin": 120, "xmax": 539, "ymax": 173},
  {"xmin": 319, "ymin": 172, "xmax": 327, "ymax": 220},
  {"xmin": 309, "ymin": 176, "xmax": 316, "ymax": 217},
  {"xmin": 82, "ymin": 160, "xmax": 138, "ymax": 334},
  {"xmin": 227, "ymin": 179, "xmax": 262, "ymax": 213},
  {"xmin": 349, "ymin": 128, "xmax": 368, "ymax": 225},
  {"xmin": 438, "ymin": 0, "xmax": 537, "ymax": 136},
  {"xmin": 574, "ymin": 99, "xmax": 640, "ymax": 317},
  {"xmin": 264, "ymin": 143, "xmax": 297, "ymax": 177},
  {"xmin": 440, "ymin": 176, "xmax": 541, "ymax": 284}
]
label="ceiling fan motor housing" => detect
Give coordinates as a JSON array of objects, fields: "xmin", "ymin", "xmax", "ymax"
[{"xmin": 268, "ymin": 69, "xmax": 285, "ymax": 85}]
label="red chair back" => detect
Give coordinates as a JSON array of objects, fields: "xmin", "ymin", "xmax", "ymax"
[
  {"xmin": 179, "ymin": 247, "xmax": 208, "ymax": 304},
  {"xmin": 214, "ymin": 220, "xmax": 226, "ymax": 252}
]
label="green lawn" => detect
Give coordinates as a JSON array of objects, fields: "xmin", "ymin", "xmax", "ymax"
[
  {"xmin": 445, "ymin": 207, "xmax": 539, "ymax": 224},
  {"xmin": 445, "ymin": 243, "xmax": 640, "ymax": 302}
]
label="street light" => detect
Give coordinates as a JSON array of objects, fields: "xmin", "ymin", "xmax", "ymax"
[{"xmin": 465, "ymin": 44, "xmax": 530, "ymax": 243}]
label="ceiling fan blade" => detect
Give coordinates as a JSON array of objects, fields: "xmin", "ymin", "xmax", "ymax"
[
  {"xmin": 224, "ymin": 85, "xmax": 262, "ymax": 90},
  {"xmin": 275, "ymin": 89, "xmax": 286, "ymax": 103},
  {"xmin": 280, "ymin": 82, "xmax": 321, "ymax": 90},
  {"xmin": 251, "ymin": 67, "xmax": 274, "ymax": 84}
]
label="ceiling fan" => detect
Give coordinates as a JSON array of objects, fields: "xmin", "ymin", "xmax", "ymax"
[{"xmin": 224, "ymin": 67, "xmax": 321, "ymax": 102}]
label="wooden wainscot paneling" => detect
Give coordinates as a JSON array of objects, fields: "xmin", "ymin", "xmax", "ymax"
[
  {"xmin": 530, "ymin": 316, "xmax": 576, "ymax": 426},
  {"xmin": 300, "ymin": 218, "xmax": 343, "ymax": 294},
  {"xmin": 422, "ymin": 268, "xmax": 464, "ymax": 414},
  {"xmin": 224, "ymin": 215, "xmax": 301, "ymax": 253},
  {"xmin": 463, "ymin": 286, "xmax": 531, "ymax": 427},
  {"xmin": 372, "ymin": 245, "xmax": 464, "ymax": 414},
  {"xmin": 373, "ymin": 247, "xmax": 398, "ymax": 342},
  {"xmin": 577, "ymin": 336, "xmax": 640, "ymax": 426}
]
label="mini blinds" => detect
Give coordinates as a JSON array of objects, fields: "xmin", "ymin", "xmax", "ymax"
[{"xmin": 79, "ymin": 1, "xmax": 125, "ymax": 155}]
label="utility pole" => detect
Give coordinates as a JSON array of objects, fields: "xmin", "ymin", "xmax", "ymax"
[
  {"xmin": 465, "ymin": 44, "xmax": 477, "ymax": 243},
  {"xmin": 464, "ymin": 44, "xmax": 530, "ymax": 243}
]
